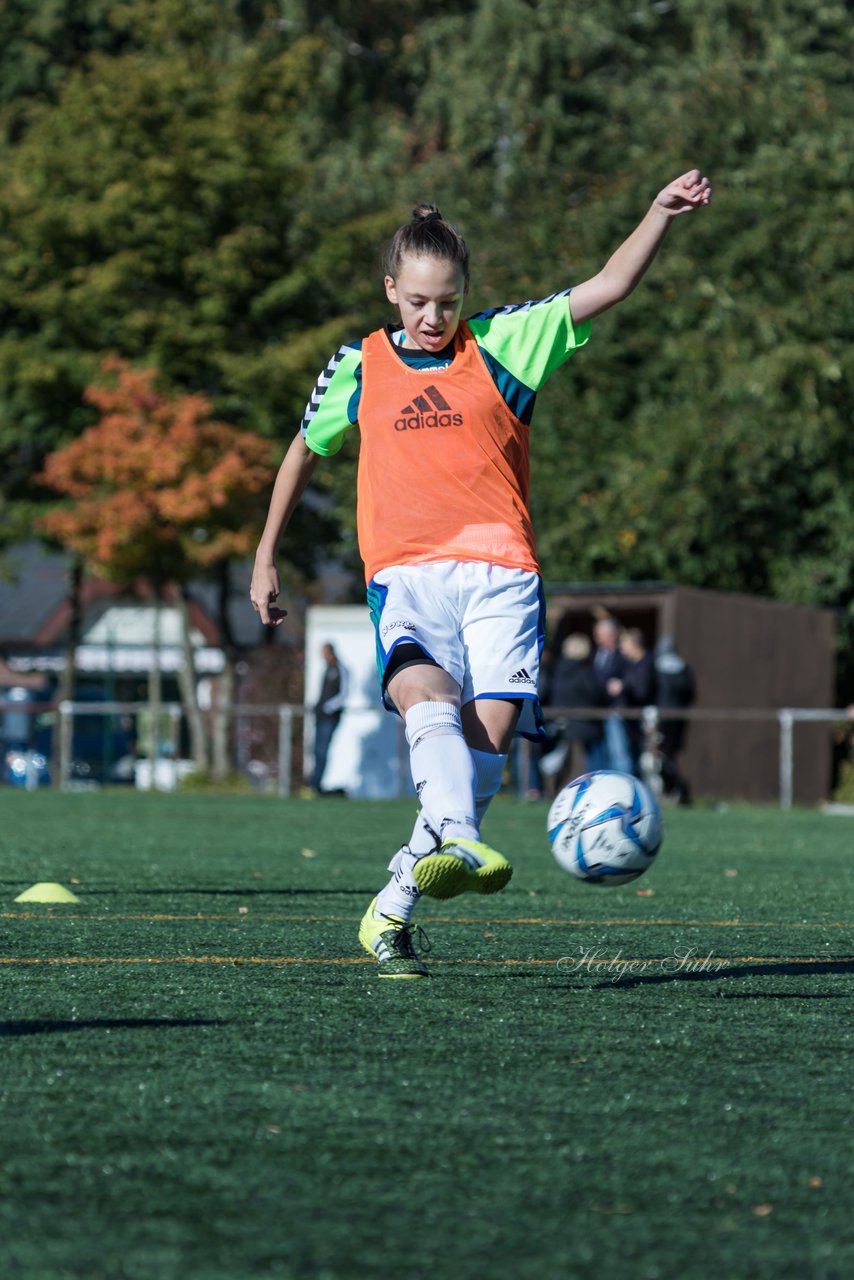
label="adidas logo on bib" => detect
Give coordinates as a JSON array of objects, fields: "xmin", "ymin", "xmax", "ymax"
[{"xmin": 394, "ymin": 385, "xmax": 463, "ymax": 432}]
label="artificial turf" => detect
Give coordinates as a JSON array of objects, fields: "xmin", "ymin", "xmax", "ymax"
[{"xmin": 1, "ymin": 791, "xmax": 851, "ymax": 1280}]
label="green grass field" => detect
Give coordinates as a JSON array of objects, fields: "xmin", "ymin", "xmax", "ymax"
[{"xmin": 2, "ymin": 792, "xmax": 851, "ymax": 1280}]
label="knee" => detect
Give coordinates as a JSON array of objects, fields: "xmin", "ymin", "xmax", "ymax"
[
  {"xmin": 387, "ymin": 667, "xmax": 461, "ymax": 716},
  {"xmin": 397, "ymin": 685, "xmax": 461, "ymax": 716}
]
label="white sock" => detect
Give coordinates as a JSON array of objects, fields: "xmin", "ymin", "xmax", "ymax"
[
  {"xmin": 373, "ymin": 715, "xmax": 502, "ymax": 922},
  {"xmin": 374, "ymin": 847, "xmax": 422, "ymax": 923},
  {"xmin": 400, "ymin": 746, "xmax": 507, "ymax": 855},
  {"xmin": 407, "ymin": 812, "xmax": 442, "ymax": 856},
  {"xmin": 405, "ymin": 702, "xmax": 478, "ymax": 844},
  {"xmin": 470, "ymin": 748, "xmax": 507, "ymax": 824}
]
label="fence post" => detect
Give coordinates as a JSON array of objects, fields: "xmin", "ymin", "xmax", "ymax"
[
  {"xmin": 166, "ymin": 705, "xmax": 183, "ymax": 790},
  {"xmin": 779, "ymin": 709, "xmax": 794, "ymax": 810},
  {"xmin": 641, "ymin": 705, "xmax": 663, "ymax": 798},
  {"xmin": 58, "ymin": 700, "xmax": 73, "ymax": 791},
  {"xmin": 277, "ymin": 705, "xmax": 293, "ymax": 798}
]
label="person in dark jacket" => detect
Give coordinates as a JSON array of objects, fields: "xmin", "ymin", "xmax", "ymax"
[
  {"xmin": 541, "ymin": 633, "xmax": 608, "ymax": 785},
  {"xmin": 310, "ymin": 643, "xmax": 349, "ymax": 793},
  {"xmin": 592, "ymin": 616, "xmax": 633, "ymax": 773},
  {"xmin": 616, "ymin": 628, "xmax": 655, "ymax": 777}
]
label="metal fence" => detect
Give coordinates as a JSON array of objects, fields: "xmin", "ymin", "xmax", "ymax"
[
  {"xmin": 2, "ymin": 697, "xmax": 852, "ymax": 807},
  {"xmin": 49, "ymin": 699, "xmax": 406, "ymax": 797}
]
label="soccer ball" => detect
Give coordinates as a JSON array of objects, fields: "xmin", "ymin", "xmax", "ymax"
[{"xmin": 547, "ymin": 771, "xmax": 663, "ymax": 886}]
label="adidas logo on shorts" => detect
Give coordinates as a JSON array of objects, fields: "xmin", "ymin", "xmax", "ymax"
[
  {"xmin": 394, "ymin": 385, "xmax": 463, "ymax": 432},
  {"xmin": 508, "ymin": 668, "xmax": 536, "ymax": 687}
]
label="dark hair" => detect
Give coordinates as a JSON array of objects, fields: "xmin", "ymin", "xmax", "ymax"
[{"xmin": 383, "ymin": 203, "xmax": 470, "ymax": 284}]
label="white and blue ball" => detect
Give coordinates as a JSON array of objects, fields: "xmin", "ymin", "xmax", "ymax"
[{"xmin": 547, "ymin": 771, "xmax": 663, "ymax": 886}]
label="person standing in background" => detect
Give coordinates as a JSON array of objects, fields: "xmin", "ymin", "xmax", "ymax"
[
  {"xmin": 541, "ymin": 632, "xmax": 608, "ymax": 787},
  {"xmin": 617, "ymin": 627, "xmax": 655, "ymax": 777},
  {"xmin": 310, "ymin": 643, "xmax": 349, "ymax": 794},
  {"xmin": 592, "ymin": 616, "xmax": 633, "ymax": 774}
]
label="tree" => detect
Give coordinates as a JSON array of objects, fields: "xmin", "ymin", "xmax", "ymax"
[
  {"xmin": 38, "ymin": 358, "xmax": 276, "ymax": 772},
  {"xmin": 0, "ymin": 1, "xmax": 399, "ymax": 564}
]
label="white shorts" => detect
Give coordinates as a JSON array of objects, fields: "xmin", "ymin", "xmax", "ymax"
[{"xmin": 366, "ymin": 561, "xmax": 546, "ymax": 740}]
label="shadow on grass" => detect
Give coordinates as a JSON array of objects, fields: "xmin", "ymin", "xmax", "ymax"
[
  {"xmin": 590, "ymin": 958, "xmax": 854, "ymax": 990},
  {"xmin": 0, "ymin": 1018, "xmax": 228, "ymax": 1037},
  {"xmin": 714, "ymin": 991, "xmax": 852, "ymax": 999}
]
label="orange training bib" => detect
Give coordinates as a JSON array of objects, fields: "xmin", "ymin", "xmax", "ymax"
[{"xmin": 356, "ymin": 324, "xmax": 539, "ymax": 583}]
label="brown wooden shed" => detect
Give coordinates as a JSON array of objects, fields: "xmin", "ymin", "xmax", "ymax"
[{"xmin": 544, "ymin": 582, "xmax": 837, "ymax": 805}]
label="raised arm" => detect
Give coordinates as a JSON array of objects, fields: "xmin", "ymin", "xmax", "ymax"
[
  {"xmin": 569, "ymin": 170, "xmax": 711, "ymax": 326},
  {"xmin": 250, "ymin": 431, "xmax": 321, "ymax": 625}
]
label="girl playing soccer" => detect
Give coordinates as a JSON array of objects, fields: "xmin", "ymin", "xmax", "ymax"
[{"xmin": 250, "ymin": 170, "xmax": 711, "ymax": 978}]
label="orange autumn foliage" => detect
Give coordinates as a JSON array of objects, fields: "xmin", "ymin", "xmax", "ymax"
[{"xmin": 39, "ymin": 358, "xmax": 277, "ymax": 580}]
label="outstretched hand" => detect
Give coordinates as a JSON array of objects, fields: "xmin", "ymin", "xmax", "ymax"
[{"xmin": 655, "ymin": 169, "xmax": 712, "ymax": 216}]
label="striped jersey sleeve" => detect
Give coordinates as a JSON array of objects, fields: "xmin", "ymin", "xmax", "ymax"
[
  {"xmin": 300, "ymin": 340, "xmax": 363, "ymax": 456},
  {"xmin": 466, "ymin": 290, "xmax": 591, "ymax": 392}
]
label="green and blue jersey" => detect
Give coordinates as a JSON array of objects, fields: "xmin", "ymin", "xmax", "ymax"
[{"xmin": 300, "ymin": 289, "xmax": 591, "ymax": 456}]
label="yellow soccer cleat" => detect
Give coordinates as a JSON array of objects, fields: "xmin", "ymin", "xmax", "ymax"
[
  {"xmin": 438, "ymin": 836, "xmax": 513, "ymax": 895},
  {"xmin": 411, "ymin": 838, "xmax": 513, "ymax": 898},
  {"xmin": 358, "ymin": 897, "xmax": 430, "ymax": 978},
  {"xmin": 410, "ymin": 849, "xmax": 469, "ymax": 900}
]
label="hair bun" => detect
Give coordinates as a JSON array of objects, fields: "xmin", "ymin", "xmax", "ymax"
[
  {"xmin": 384, "ymin": 203, "xmax": 469, "ymax": 285},
  {"xmin": 412, "ymin": 203, "xmax": 443, "ymax": 224}
]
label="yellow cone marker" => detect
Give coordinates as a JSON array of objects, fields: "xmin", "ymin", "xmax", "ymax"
[{"xmin": 14, "ymin": 882, "xmax": 80, "ymax": 904}]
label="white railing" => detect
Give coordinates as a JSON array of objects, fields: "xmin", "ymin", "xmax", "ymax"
[
  {"xmin": 50, "ymin": 699, "xmax": 408, "ymax": 797},
  {"xmin": 3, "ymin": 698, "xmax": 852, "ymax": 806},
  {"xmin": 776, "ymin": 708, "xmax": 853, "ymax": 810},
  {"xmin": 51, "ymin": 699, "xmax": 299, "ymax": 796}
]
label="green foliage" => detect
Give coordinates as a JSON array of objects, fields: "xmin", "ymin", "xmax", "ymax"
[
  {"xmin": 0, "ymin": 1, "xmax": 269, "ymax": 122},
  {"xmin": 0, "ymin": 0, "xmax": 134, "ymax": 123},
  {"xmin": 832, "ymin": 759, "xmax": 854, "ymax": 804},
  {"xmin": 0, "ymin": 4, "xmax": 395, "ymax": 571},
  {"xmin": 175, "ymin": 767, "xmax": 256, "ymax": 794}
]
